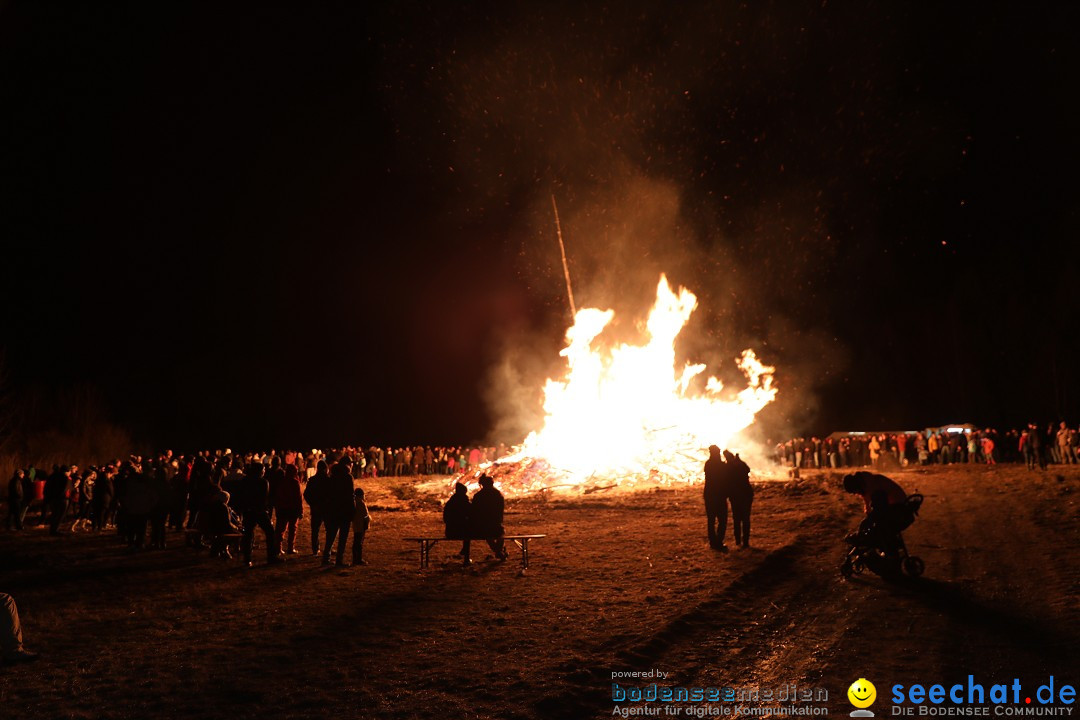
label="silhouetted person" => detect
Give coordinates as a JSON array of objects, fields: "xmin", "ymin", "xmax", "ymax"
[
  {"xmin": 1026, "ymin": 423, "xmax": 1045, "ymax": 470},
  {"xmin": 18, "ymin": 471, "xmax": 34, "ymax": 528},
  {"xmin": 703, "ymin": 446, "xmax": 730, "ymax": 551},
  {"xmin": 204, "ymin": 490, "xmax": 240, "ymax": 559},
  {"xmin": 186, "ymin": 457, "xmax": 212, "ymax": 529},
  {"xmin": 44, "ymin": 465, "xmax": 71, "ymax": 536},
  {"xmin": 443, "ymin": 482, "xmax": 472, "ymax": 564},
  {"xmin": 92, "ymin": 466, "xmax": 114, "ymax": 531},
  {"xmin": 238, "ymin": 462, "xmax": 282, "ymax": 568},
  {"xmin": 724, "ymin": 450, "xmax": 753, "ymax": 548},
  {"xmin": 168, "ymin": 457, "xmax": 190, "ymax": 530},
  {"xmin": 303, "ymin": 460, "xmax": 330, "ymax": 555},
  {"xmin": 274, "ymin": 464, "xmax": 303, "ymax": 554},
  {"xmin": 842, "ymin": 471, "xmax": 913, "ymax": 551},
  {"xmin": 6, "ymin": 470, "xmax": 25, "ymax": 531},
  {"xmin": 351, "ymin": 488, "xmax": 370, "ymax": 566},
  {"xmin": 322, "ymin": 458, "xmax": 356, "ymax": 567},
  {"xmin": 471, "ymin": 475, "xmax": 507, "ymax": 560},
  {"xmin": 265, "ymin": 456, "xmax": 285, "ymax": 524},
  {"xmin": 1021, "ymin": 427, "xmax": 1037, "ymax": 470},
  {"xmin": 121, "ymin": 464, "xmax": 156, "ymax": 549},
  {"xmin": 148, "ymin": 460, "xmax": 171, "ymax": 549}
]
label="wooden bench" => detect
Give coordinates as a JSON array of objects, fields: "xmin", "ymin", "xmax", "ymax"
[{"xmin": 403, "ymin": 535, "xmax": 546, "ymax": 570}]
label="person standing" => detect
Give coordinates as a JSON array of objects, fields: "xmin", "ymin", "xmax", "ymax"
[
  {"xmin": 703, "ymin": 445, "xmax": 730, "ymax": 551},
  {"xmin": 1057, "ymin": 422, "xmax": 1072, "ymax": 465},
  {"xmin": 6, "ymin": 470, "xmax": 25, "ymax": 531},
  {"xmin": 471, "ymin": 475, "xmax": 507, "ymax": 560},
  {"xmin": 92, "ymin": 465, "xmax": 115, "ymax": 531},
  {"xmin": 303, "ymin": 460, "xmax": 330, "ymax": 555},
  {"xmin": 868, "ymin": 435, "xmax": 882, "ymax": 470},
  {"xmin": 321, "ymin": 458, "xmax": 356, "ymax": 567},
  {"xmin": 265, "ymin": 456, "xmax": 285, "ymax": 525},
  {"xmin": 168, "ymin": 456, "xmax": 190, "ymax": 531},
  {"xmin": 1026, "ymin": 423, "xmax": 1044, "ymax": 470},
  {"xmin": 120, "ymin": 463, "xmax": 155, "ymax": 549},
  {"xmin": 186, "ymin": 457, "xmax": 212, "ymax": 529},
  {"xmin": 148, "ymin": 459, "xmax": 171, "ymax": 549},
  {"xmin": 273, "ymin": 464, "xmax": 303, "ymax": 554},
  {"xmin": 44, "ymin": 465, "xmax": 72, "ymax": 536},
  {"xmin": 927, "ymin": 433, "xmax": 940, "ymax": 464},
  {"xmin": 724, "ymin": 450, "xmax": 754, "ymax": 549},
  {"xmin": 238, "ymin": 462, "xmax": 282, "ymax": 568},
  {"xmin": 351, "ymin": 488, "xmax": 371, "ymax": 566},
  {"xmin": 70, "ymin": 467, "xmax": 96, "ymax": 532}
]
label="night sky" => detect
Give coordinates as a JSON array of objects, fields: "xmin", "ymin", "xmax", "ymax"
[{"xmin": 1, "ymin": 2, "xmax": 1078, "ymax": 451}]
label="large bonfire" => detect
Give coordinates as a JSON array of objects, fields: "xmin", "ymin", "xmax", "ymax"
[{"xmin": 457, "ymin": 274, "xmax": 777, "ymax": 495}]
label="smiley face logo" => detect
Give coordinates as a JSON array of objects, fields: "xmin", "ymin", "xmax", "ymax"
[{"xmin": 848, "ymin": 678, "xmax": 877, "ymax": 709}]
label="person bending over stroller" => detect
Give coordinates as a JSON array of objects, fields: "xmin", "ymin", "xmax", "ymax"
[{"xmin": 842, "ymin": 471, "xmax": 914, "ymax": 552}]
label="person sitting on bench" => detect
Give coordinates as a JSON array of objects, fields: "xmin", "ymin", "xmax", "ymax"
[
  {"xmin": 443, "ymin": 482, "xmax": 472, "ymax": 565},
  {"xmin": 471, "ymin": 475, "xmax": 508, "ymax": 561},
  {"xmin": 203, "ymin": 490, "xmax": 241, "ymax": 559}
]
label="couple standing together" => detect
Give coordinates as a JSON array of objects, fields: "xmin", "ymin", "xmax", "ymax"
[{"xmin": 704, "ymin": 445, "xmax": 754, "ymax": 551}]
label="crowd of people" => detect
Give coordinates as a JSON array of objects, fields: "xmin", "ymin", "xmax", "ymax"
[
  {"xmin": 774, "ymin": 422, "xmax": 1080, "ymax": 471},
  {"xmin": 2, "ymin": 444, "xmax": 515, "ymax": 571},
  {"xmin": 331, "ymin": 445, "xmax": 509, "ymax": 478},
  {"xmin": 0, "ymin": 448, "xmax": 516, "ymax": 667},
  {"xmin": 5, "ymin": 422, "xmax": 1078, "ymax": 566},
  {"xmin": 1, "ymin": 450, "xmax": 377, "ymax": 567},
  {"xmin": 2, "ymin": 445, "xmax": 502, "ymax": 535}
]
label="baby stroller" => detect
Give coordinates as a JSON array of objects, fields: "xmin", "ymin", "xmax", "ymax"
[{"xmin": 841, "ymin": 493, "xmax": 924, "ymax": 579}]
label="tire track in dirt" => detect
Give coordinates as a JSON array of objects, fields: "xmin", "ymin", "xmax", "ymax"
[
  {"xmin": 649, "ymin": 515, "xmax": 854, "ymax": 700},
  {"xmin": 539, "ymin": 470, "xmax": 1080, "ymax": 719},
  {"xmin": 747, "ymin": 471, "xmax": 1076, "ymax": 713}
]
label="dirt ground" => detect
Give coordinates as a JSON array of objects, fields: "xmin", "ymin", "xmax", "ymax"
[{"xmin": 0, "ymin": 465, "xmax": 1077, "ymax": 720}]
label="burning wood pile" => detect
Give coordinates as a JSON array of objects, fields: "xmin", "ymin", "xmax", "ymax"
[
  {"xmin": 447, "ymin": 451, "xmax": 702, "ymax": 497},
  {"xmin": 424, "ymin": 274, "xmax": 779, "ymax": 498}
]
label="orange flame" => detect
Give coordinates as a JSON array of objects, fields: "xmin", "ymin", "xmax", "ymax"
[{"xmin": 499, "ymin": 274, "xmax": 776, "ymax": 487}]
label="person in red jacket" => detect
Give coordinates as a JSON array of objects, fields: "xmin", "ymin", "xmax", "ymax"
[{"xmin": 274, "ymin": 464, "xmax": 304, "ymax": 554}]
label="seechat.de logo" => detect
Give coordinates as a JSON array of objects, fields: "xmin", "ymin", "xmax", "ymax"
[{"xmin": 849, "ymin": 678, "xmax": 878, "ymax": 717}]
